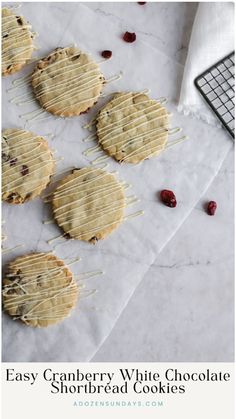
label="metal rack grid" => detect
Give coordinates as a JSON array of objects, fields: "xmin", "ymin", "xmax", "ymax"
[{"xmin": 194, "ymin": 52, "xmax": 235, "ymax": 139}]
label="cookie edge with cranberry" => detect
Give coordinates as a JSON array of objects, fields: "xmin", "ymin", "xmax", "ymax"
[
  {"xmin": 31, "ymin": 46, "xmax": 105, "ymax": 117},
  {"xmin": 2, "ymin": 252, "xmax": 78, "ymax": 328},
  {"xmin": 96, "ymin": 92, "xmax": 169, "ymax": 164},
  {"xmin": 2, "ymin": 128, "xmax": 55, "ymax": 204},
  {"xmin": 2, "ymin": 7, "xmax": 34, "ymax": 76}
]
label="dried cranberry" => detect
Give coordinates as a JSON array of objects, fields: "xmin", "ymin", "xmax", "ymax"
[
  {"xmin": 16, "ymin": 17, "xmax": 23, "ymax": 25},
  {"xmin": 90, "ymin": 236, "xmax": 98, "ymax": 243},
  {"xmin": 123, "ymin": 32, "xmax": 136, "ymax": 43},
  {"xmin": 207, "ymin": 201, "xmax": 217, "ymax": 216},
  {"xmin": 64, "ymin": 233, "xmax": 71, "ymax": 240},
  {"xmin": 80, "ymin": 108, "xmax": 90, "ymax": 115},
  {"xmin": 9, "ymin": 158, "xmax": 18, "ymax": 166},
  {"xmin": 101, "ymin": 50, "xmax": 112, "ymax": 59},
  {"xmin": 71, "ymin": 54, "xmax": 80, "ymax": 61},
  {"xmin": 138, "ymin": 2, "xmax": 146, "ymax": 4},
  {"xmin": 21, "ymin": 165, "xmax": 29, "ymax": 176},
  {"xmin": 7, "ymin": 192, "xmax": 19, "ymax": 202},
  {"xmin": 160, "ymin": 189, "xmax": 177, "ymax": 208}
]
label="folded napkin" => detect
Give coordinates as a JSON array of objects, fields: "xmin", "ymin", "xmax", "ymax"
[{"xmin": 178, "ymin": 2, "xmax": 234, "ymax": 126}]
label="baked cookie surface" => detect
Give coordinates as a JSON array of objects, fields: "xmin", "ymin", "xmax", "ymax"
[
  {"xmin": 2, "ymin": 7, "xmax": 34, "ymax": 76},
  {"xmin": 96, "ymin": 92, "xmax": 169, "ymax": 164},
  {"xmin": 2, "ymin": 128, "xmax": 55, "ymax": 204},
  {"xmin": 3, "ymin": 253, "xmax": 78, "ymax": 327},
  {"xmin": 31, "ymin": 46, "xmax": 104, "ymax": 117},
  {"xmin": 52, "ymin": 167, "xmax": 125, "ymax": 242}
]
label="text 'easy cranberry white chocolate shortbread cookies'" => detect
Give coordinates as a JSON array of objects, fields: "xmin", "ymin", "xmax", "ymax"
[
  {"xmin": 31, "ymin": 46, "xmax": 105, "ymax": 117},
  {"xmin": 2, "ymin": 129, "xmax": 55, "ymax": 204},
  {"xmin": 52, "ymin": 167, "xmax": 126, "ymax": 243},
  {"xmin": 2, "ymin": 253, "xmax": 78, "ymax": 328},
  {"xmin": 96, "ymin": 91, "xmax": 170, "ymax": 164},
  {"xmin": 2, "ymin": 7, "xmax": 35, "ymax": 76}
]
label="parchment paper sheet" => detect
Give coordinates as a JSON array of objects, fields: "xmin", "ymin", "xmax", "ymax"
[{"xmin": 2, "ymin": 2, "xmax": 232, "ymax": 361}]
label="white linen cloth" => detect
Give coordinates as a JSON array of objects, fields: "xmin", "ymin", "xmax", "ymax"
[{"xmin": 178, "ymin": 2, "xmax": 234, "ymax": 126}]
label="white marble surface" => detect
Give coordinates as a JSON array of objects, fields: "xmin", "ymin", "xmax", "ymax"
[
  {"xmin": 87, "ymin": 2, "xmax": 198, "ymax": 65},
  {"xmin": 86, "ymin": 2, "xmax": 234, "ymax": 362},
  {"xmin": 92, "ymin": 147, "xmax": 234, "ymax": 362},
  {"xmin": 2, "ymin": 2, "xmax": 234, "ymax": 362}
]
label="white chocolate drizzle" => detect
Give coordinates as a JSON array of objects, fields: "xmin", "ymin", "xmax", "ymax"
[
  {"xmin": 165, "ymin": 135, "xmax": 188, "ymax": 149},
  {"xmin": 43, "ymin": 193, "xmax": 138, "ymax": 225},
  {"xmin": 96, "ymin": 91, "xmax": 171, "ymax": 163},
  {"xmin": 80, "ymin": 91, "xmax": 185, "ymax": 165},
  {"xmin": 3, "ymin": 253, "xmax": 103, "ymax": 323},
  {"xmin": 29, "ymin": 47, "xmax": 106, "ymax": 118},
  {"xmin": 124, "ymin": 210, "xmax": 144, "ymax": 220},
  {"xmin": 2, "ymin": 8, "xmax": 36, "ymax": 71},
  {"xmin": 46, "ymin": 167, "xmax": 142, "ymax": 244},
  {"xmin": 84, "ymin": 125, "xmax": 182, "ymax": 166},
  {"xmin": 3, "ymin": 253, "xmax": 78, "ymax": 324},
  {"xmin": 7, "ymin": 50, "xmax": 122, "ymax": 127},
  {"xmin": 82, "ymin": 89, "xmax": 152, "ymax": 130},
  {"xmin": 91, "ymin": 155, "xmax": 110, "ymax": 165},
  {"xmin": 52, "ymin": 169, "xmax": 125, "ymax": 240},
  {"xmin": 75, "ymin": 270, "xmax": 104, "ymax": 281},
  {"xmin": 2, "ymin": 244, "xmax": 24, "ymax": 255},
  {"xmin": 2, "ymin": 129, "xmax": 55, "ymax": 202}
]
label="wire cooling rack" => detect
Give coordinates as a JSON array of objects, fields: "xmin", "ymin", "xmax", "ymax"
[{"xmin": 194, "ymin": 52, "xmax": 235, "ymax": 139}]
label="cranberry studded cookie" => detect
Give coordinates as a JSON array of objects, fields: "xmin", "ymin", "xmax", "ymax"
[
  {"xmin": 96, "ymin": 91, "xmax": 169, "ymax": 164},
  {"xmin": 3, "ymin": 253, "xmax": 78, "ymax": 327},
  {"xmin": 2, "ymin": 129, "xmax": 55, "ymax": 204},
  {"xmin": 52, "ymin": 167, "xmax": 125, "ymax": 242},
  {"xmin": 2, "ymin": 7, "xmax": 35, "ymax": 76},
  {"xmin": 31, "ymin": 46, "xmax": 105, "ymax": 117}
]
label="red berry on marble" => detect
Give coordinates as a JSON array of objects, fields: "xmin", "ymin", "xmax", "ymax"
[
  {"xmin": 207, "ymin": 201, "xmax": 217, "ymax": 216},
  {"xmin": 101, "ymin": 50, "xmax": 112, "ymax": 59},
  {"xmin": 123, "ymin": 32, "xmax": 136, "ymax": 43},
  {"xmin": 138, "ymin": 2, "xmax": 146, "ymax": 4},
  {"xmin": 160, "ymin": 189, "xmax": 177, "ymax": 208}
]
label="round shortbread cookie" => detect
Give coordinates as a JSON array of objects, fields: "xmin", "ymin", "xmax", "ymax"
[
  {"xmin": 2, "ymin": 7, "xmax": 34, "ymax": 76},
  {"xmin": 3, "ymin": 253, "xmax": 78, "ymax": 327},
  {"xmin": 31, "ymin": 46, "xmax": 104, "ymax": 117},
  {"xmin": 2, "ymin": 128, "xmax": 55, "ymax": 204},
  {"xmin": 52, "ymin": 167, "xmax": 125, "ymax": 242},
  {"xmin": 96, "ymin": 92, "xmax": 170, "ymax": 164}
]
